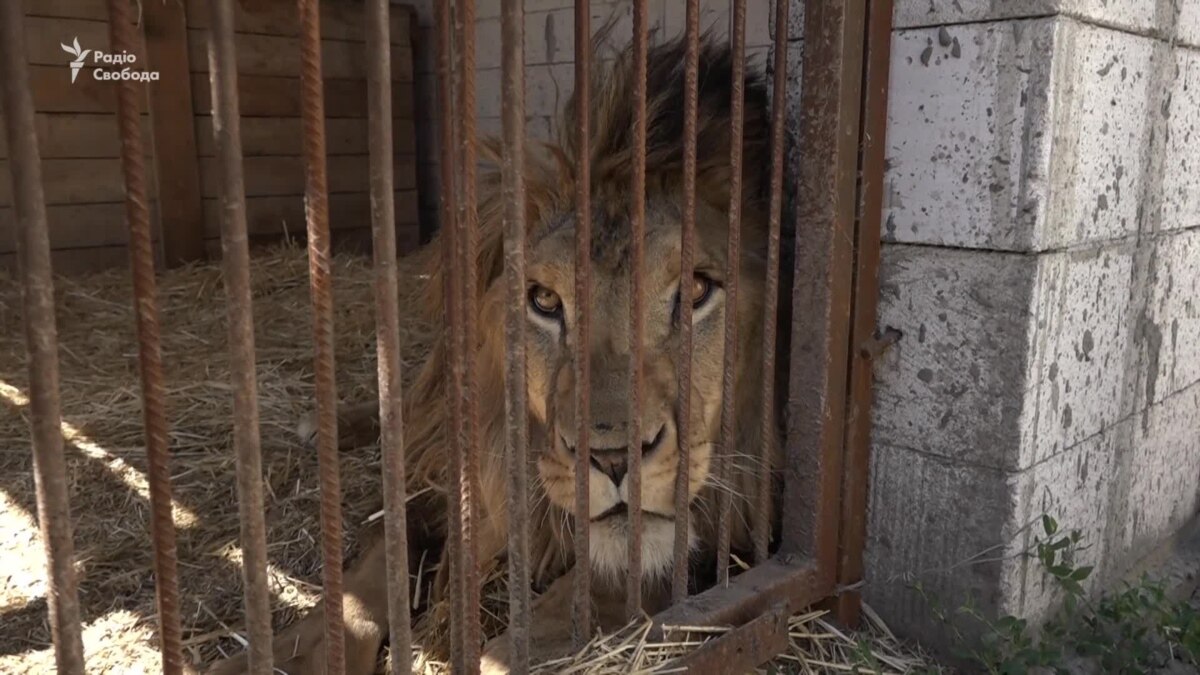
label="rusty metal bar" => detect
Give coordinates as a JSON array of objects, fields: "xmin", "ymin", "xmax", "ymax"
[
  {"xmin": 651, "ymin": 558, "xmax": 819, "ymax": 633},
  {"xmin": 365, "ymin": 0, "xmax": 414, "ymax": 671},
  {"xmin": 784, "ymin": 0, "xmax": 866, "ymax": 587},
  {"xmin": 454, "ymin": 0, "xmax": 484, "ymax": 670},
  {"xmin": 207, "ymin": 1, "xmax": 274, "ymax": 673},
  {"xmin": 835, "ymin": 0, "xmax": 893, "ymax": 627},
  {"xmin": 625, "ymin": 0, "xmax": 649, "ymax": 620},
  {"xmin": 0, "ymin": 4, "xmax": 85, "ymax": 673},
  {"xmin": 500, "ymin": 0, "xmax": 532, "ymax": 670},
  {"xmin": 433, "ymin": 0, "xmax": 466, "ymax": 667},
  {"xmin": 572, "ymin": 0, "xmax": 593, "ymax": 646},
  {"xmin": 297, "ymin": 0, "xmax": 346, "ymax": 671},
  {"xmin": 661, "ymin": 603, "xmax": 789, "ymax": 675},
  {"xmin": 754, "ymin": 0, "xmax": 789, "ymax": 567},
  {"xmin": 716, "ymin": 0, "xmax": 747, "ymax": 589},
  {"xmin": 104, "ymin": 1, "xmax": 185, "ymax": 672},
  {"xmin": 672, "ymin": 0, "xmax": 700, "ymax": 604}
]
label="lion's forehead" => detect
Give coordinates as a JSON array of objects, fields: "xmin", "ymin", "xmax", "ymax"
[{"xmin": 531, "ymin": 202, "xmax": 685, "ymax": 267}]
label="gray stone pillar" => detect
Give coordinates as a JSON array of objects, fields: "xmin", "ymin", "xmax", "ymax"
[{"xmin": 867, "ymin": 0, "xmax": 1200, "ymax": 650}]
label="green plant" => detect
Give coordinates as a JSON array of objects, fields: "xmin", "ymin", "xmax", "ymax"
[{"xmin": 924, "ymin": 515, "xmax": 1200, "ymax": 675}]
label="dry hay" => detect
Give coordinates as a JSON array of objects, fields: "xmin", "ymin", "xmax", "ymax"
[{"xmin": 0, "ymin": 245, "xmax": 932, "ymax": 674}]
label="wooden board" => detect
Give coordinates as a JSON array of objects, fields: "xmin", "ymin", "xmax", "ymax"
[
  {"xmin": 144, "ymin": 0, "xmax": 206, "ymax": 265},
  {"xmin": 0, "ymin": 113, "xmax": 151, "ymax": 159},
  {"xmin": 0, "ymin": 245, "xmax": 141, "ymax": 276},
  {"xmin": 197, "ymin": 155, "xmax": 417, "ymax": 199},
  {"xmin": 0, "ymin": 202, "xmax": 138, "ymax": 252},
  {"xmin": 193, "ymin": 116, "xmax": 415, "ymax": 157},
  {"xmin": 190, "ymin": 73, "xmax": 415, "ymax": 119},
  {"xmin": 200, "ymin": 190, "xmax": 419, "ymax": 238},
  {"xmin": 23, "ymin": 15, "xmax": 146, "ymax": 67},
  {"xmin": 183, "ymin": 0, "xmax": 413, "ymax": 45},
  {"xmin": 185, "ymin": 29, "xmax": 413, "ymax": 81},
  {"xmin": 0, "ymin": 159, "xmax": 159, "ymax": 207}
]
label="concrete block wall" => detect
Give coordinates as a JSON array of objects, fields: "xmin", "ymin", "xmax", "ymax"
[{"xmin": 868, "ymin": 0, "xmax": 1200, "ymax": 649}]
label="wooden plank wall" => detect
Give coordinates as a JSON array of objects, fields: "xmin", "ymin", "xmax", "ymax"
[{"xmin": 0, "ymin": 0, "xmax": 421, "ymax": 275}]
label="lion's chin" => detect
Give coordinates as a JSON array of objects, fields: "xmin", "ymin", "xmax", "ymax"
[{"xmin": 586, "ymin": 511, "xmax": 693, "ymax": 581}]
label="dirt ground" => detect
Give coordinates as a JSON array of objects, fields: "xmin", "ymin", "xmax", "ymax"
[{"xmin": 0, "ymin": 245, "xmax": 930, "ymax": 674}]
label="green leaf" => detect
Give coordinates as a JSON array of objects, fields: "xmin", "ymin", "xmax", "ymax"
[
  {"xmin": 1043, "ymin": 514, "xmax": 1059, "ymax": 536},
  {"xmin": 1070, "ymin": 565, "xmax": 1094, "ymax": 581}
]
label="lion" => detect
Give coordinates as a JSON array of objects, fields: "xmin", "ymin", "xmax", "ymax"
[{"xmin": 209, "ymin": 33, "xmax": 787, "ymax": 674}]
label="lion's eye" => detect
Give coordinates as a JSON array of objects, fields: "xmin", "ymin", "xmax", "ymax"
[
  {"xmin": 690, "ymin": 274, "xmax": 714, "ymax": 309},
  {"xmin": 528, "ymin": 285, "xmax": 563, "ymax": 318}
]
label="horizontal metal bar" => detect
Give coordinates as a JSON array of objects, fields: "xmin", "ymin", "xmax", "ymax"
[
  {"xmin": 650, "ymin": 558, "xmax": 821, "ymax": 637},
  {"xmin": 660, "ymin": 602, "xmax": 790, "ymax": 675}
]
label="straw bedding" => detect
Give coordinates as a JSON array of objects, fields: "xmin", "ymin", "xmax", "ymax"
[{"xmin": 0, "ymin": 245, "xmax": 930, "ymax": 674}]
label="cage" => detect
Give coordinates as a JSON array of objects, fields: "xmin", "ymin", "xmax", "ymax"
[{"xmin": 0, "ymin": 0, "xmax": 894, "ymax": 672}]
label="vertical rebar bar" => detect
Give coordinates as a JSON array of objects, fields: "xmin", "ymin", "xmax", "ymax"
[
  {"xmin": 433, "ymin": 0, "xmax": 466, "ymax": 667},
  {"xmin": 572, "ymin": 0, "xmax": 593, "ymax": 647},
  {"xmin": 454, "ymin": 0, "xmax": 483, "ymax": 670},
  {"xmin": 0, "ymin": 4, "xmax": 85, "ymax": 672},
  {"xmin": 500, "ymin": 0, "xmax": 531, "ymax": 670},
  {"xmin": 625, "ymin": 0, "xmax": 649, "ymax": 620},
  {"xmin": 104, "ymin": 1, "xmax": 185, "ymax": 671},
  {"xmin": 365, "ymin": 1, "xmax": 414, "ymax": 672},
  {"xmin": 297, "ymin": 1, "xmax": 345, "ymax": 671},
  {"xmin": 207, "ymin": 2, "xmax": 275, "ymax": 673},
  {"xmin": 673, "ymin": 0, "xmax": 701, "ymax": 604},
  {"xmin": 836, "ymin": 0, "xmax": 893, "ymax": 627},
  {"xmin": 716, "ymin": 0, "xmax": 746, "ymax": 589},
  {"xmin": 755, "ymin": 0, "xmax": 789, "ymax": 565}
]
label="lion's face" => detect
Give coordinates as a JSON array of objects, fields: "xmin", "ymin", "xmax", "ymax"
[{"xmin": 484, "ymin": 196, "xmax": 766, "ymax": 580}]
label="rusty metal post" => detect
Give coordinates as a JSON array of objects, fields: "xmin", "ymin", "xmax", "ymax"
[
  {"xmin": 105, "ymin": 1, "xmax": 185, "ymax": 671},
  {"xmin": 716, "ymin": 0, "xmax": 746, "ymax": 588},
  {"xmin": 365, "ymin": 0, "xmax": 414, "ymax": 671},
  {"xmin": 453, "ymin": 0, "xmax": 483, "ymax": 670},
  {"xmin": 500, "ymin": 0, "xmax": 531, "ymax": 670},
  {"xmin": 206, "ymin": 1, "xmax": 275, "ymax": 673},
  {"xmin": 432, "ymin": 0, "xmax": 467, "ymax": 667},
  {"xmin": 672, "ymin": 0, "xmax": 701, "ymax": 603},
  {"xmin": 296, "ymin": 0, "xmax": 346, "ymax": 671},
  {"xmin": 0, "ymin": 3, "xmax": 86, "ymax": 673},
  {"xmin": 625, "ymin": 0, "xmax": 649, "ymax": 619},
  {"xmin": 835, "ymin": 0, "xmax": 893, "ymax": 627},
  {"xmin": 571, "ymin": 0, "xmax": 593, "ymax": 646},
  {"xmin": 784, "ymin": 0, "xmax": 866, "ymax": 589},
  {"xmin": 754, "ymin": 0, "xmax": 789, "ymax": 566}
]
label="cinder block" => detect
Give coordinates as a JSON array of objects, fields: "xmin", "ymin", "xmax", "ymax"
[
  {"xmin": 1181, "ymin": 0, "xmax": 1200, "ymax": 49},
  {"xmin": 872, "ymin": 245, "xmax": 1035, "ymax": 470},
  {"xmin": 1005, "ymin": 422, "xmax": 1118, "ymax": 620},
  {"xmin": 1118, "ymin": 384, "xmax": 1200, "ymax": 557},
  {"xmin": 893, "ymin": 0, "xmax": 1055, "ymax": 30},
  {"xmin": 526, "ymin": 63, "xmax": 574, "ymax": 117},
  {"xmin": 1160, "ymin": 49, "xmax": 1200, "ymax": 233},
  {"xmin": 884, "ymin": 18, "xmax": 1159, "ymax": 251},
  {"xmin": 1060, "ymin": 0, "xmax": 1157, "ymax": 35},
  {"xmin": 661, "ymin": 0, "xmax": 772, "ymax": 48},
  {"xmin": 1142, "ymin": 229, "xmax": 1200, "ymax": 405},
  {"xmin": 1041, "ymin": 21, "xmax": 1158, "ymax": 249},
  {"xmin": 1023, "ymin": 244, "xmax": 1136, "ymax": 467},
  {"xmin": 864, "ymin": 442, "xmax": 1015, "ymax": 649},
  {"xmin": 769, "ymin": 0, "xmax": 803, "ymax": 43},
  {"xmin": 892, "ymin": 0, "xmax": 1156, "ymax": 34},
  {"xmin": 883, "ymin": 19, "xmax": 1055, "ymax": 250}
]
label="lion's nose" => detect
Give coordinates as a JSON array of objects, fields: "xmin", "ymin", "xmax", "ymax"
[
  {"xmin": 590, "ymin": 451, "xmax": 628, "ymax": 486},
  {"xmin": 585, "ymin": 425, "xmax": 667, "ymax": 486}
]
